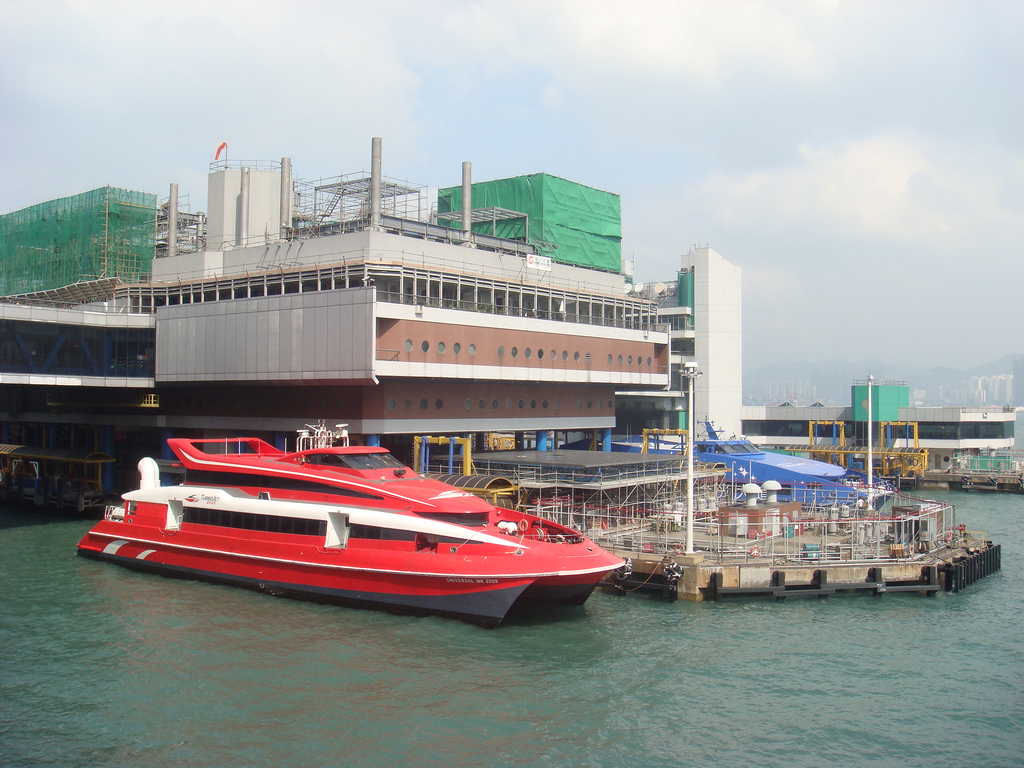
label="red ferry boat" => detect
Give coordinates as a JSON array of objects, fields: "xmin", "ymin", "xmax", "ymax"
[{"xmin": 77, "ymin": 432, "xmax": 622, "ymax": 626}]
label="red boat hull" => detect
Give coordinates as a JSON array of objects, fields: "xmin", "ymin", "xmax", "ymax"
[{"xmin": 77, "ymin": 523, "xmax": 613, "ymax": 627}]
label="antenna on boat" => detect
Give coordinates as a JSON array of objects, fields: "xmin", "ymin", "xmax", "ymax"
[{"xmin": 297, "ymin": 422, "xmax": 349, "ymax": 451}]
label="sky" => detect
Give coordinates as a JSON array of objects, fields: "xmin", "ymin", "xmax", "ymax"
[{"xmin": 1, "ymin": 0, "xmax": 1022, "ymax": 371}]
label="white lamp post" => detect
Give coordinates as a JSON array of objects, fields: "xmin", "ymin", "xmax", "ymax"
[
  {"xmin": 682, "ymin": 362, "xmax": 702, "ymax": 554},
  {"xmin": 866, "ymin": 374, "xmax": 874, "ymax": 508}
]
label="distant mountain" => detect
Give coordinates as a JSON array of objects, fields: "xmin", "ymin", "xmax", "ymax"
[{"xmin": 744, "ymin": 355, "xmax": 1018, "ymax": 407}]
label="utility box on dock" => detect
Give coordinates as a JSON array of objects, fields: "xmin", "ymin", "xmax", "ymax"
[{"xmin": 719, "ymin": 500, "xmax": 801, "ymax": 539}]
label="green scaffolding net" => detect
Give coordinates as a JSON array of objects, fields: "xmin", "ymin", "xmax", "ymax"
[
  {"xmin": 0, "ymin": 187, "xmax": 157, "ymax": 296},
  {"xmin": 437, "ymin": 173, "xmax": 622, "ymax": 272}
]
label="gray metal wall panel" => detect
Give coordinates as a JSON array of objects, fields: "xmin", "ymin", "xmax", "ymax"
[
  {"xmin": 326, "ymin": 303, "xmax": 341, "ymax": 372},
  {"xmin": 155, "ymin": 288, "xmax": 375, "ymax": 383}
]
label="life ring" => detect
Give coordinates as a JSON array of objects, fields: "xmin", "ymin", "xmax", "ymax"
[
  {"xmin": 749, "ymin": 546, "xmax": 762, "ymax": 558},
  {"xmin": 674, "ymin": 544, "xmax": 685, "ymax": 554},
  {"xmin": 518, "ymin": 520, "xmax": 530, "ymax": 535}
]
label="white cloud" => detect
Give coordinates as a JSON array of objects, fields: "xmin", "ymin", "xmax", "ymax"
[{"xmin": 1, "ymin": 0, "xmax": 1021, "ymax": 370}]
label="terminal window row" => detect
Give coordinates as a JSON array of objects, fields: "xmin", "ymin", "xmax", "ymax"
[{"xmin": 119, "ymin": 262, "xmax": 659, "ymax": 332}]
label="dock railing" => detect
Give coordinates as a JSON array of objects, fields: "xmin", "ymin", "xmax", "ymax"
[{"xmin": 563, "ymin": 496, "xmax": 958, "ymax": 565}]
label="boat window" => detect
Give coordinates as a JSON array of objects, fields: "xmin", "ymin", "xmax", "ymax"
[
  {"xmin": 304, "ymin": 452, "xmax": 405, "ymax": 471},
  {"xmin": 719, "ymin": 442, "xmax": 761, "ymax": 455},
  {"xmin": 182, "ymin": 506, "xmax": 327, "ymax": 537},
  {"xmin": 417, "ymin": 512, "xmax": 489, "ymax": 527},
  {"xmin": 350, "ymin": 524, "xmax": 415, "ymax": 541}
]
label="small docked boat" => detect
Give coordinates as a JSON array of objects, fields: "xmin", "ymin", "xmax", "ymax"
[{"xmin": 77, "ymin": 430, "xmax": 622, "ymax": 626}]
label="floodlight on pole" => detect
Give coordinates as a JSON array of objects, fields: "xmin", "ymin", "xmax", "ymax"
[{"xmin": 681, "ymin": 362, "xmax": 702, "ymax": 554}]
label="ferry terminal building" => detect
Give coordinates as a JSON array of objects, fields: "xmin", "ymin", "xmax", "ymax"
[{"xmin": 0, "ymin": 140, "xmax": 670, "ymax": 491}]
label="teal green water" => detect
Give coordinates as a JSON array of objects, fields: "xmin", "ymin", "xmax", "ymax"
[{"xmin": 2, "ymin": 487, "xmax": 1022, "ymax": 768}]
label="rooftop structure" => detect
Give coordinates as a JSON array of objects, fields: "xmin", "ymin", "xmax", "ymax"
[
  {"xmin": 0, "ymin": 187, "xmax": 156, "ymax": 296},
  {"xmin": 0, "ymin": 139, "xmax": 668, "ymax": 490}
]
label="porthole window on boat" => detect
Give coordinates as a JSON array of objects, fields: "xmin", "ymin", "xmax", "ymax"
[
  {"xmin": 628, "ymin": 355, "xmax": 633, "ymax": 365},
  {"xmin": 479, "ymin": 399, "xmax": 486, "ymax": 410},
  {"xmin": 550, "ymin": 349, "xmax": 556, "ymax": 360},
  {"xmin": 387, "ymin": 398, "xmax": 396, "ymax": 411},
  {"xmin": 618, "ymin": 354, "xmax": 623, "ymax": 364},
  {"xmin": 576, "ymin": 399, "xmax": 582, "ymax": 409},
  {"xmin": 608, "ymin": 399, "xmax": 614, "ymax": 409},
  {"xmin": 404, "ymin": 339, "xmax": 413, "ymax": 352},
  {"xmin": 437, "ymin": 342, "xmax": 446, "ymax": 354},
  {"xmin": 524, "ymin": 348, "xmax": 531, "ymax": 359},
  {"xmin": 607, "ymin": 354, "xmax": 613, "ymax": 364},
  {"xmin": 468, "ymin": 344, "xmax": 476, "ymax": 355},
  {"xmin": 492, "ymin": 399, "xmax": 499, "ymax": 410},
  {"xmin": 574, "ymin": 351, "xmax": 581, "ymax": 362},
  {"xmin": 421, "ymin": 340, "xmax": 430, "ymax": 353},
  {"xmin": 453, "ymin": 342, "xmax": 461, "ymax": 354},
  {"xmin": 420, "ymin": 399, "xmax": 428, "ymax": 409},
  {"xmin": 542, "ymin": 400, "xmax": 548, "ymax": 409},
  {"xmin": 647, "ymin": 357, "xmax": 652, "ymax": 366},
  {"xmin": 506, "ymin": 398, "xmax": 512, "ymax": 409},
  {"xmin": 511, "ymin": 347, "xmax": 518, "ymax": 358},
  {"xmin": 587, "ymin": 400, "xmax": 593, "ymax": 409},
  {"xmin": 538, "ymin": 349, "xmax": 545, "ymax": 360},
  {"xmin": 404, "ymin": 398, "xmax": 412, "ymax": 409},
  {"xmin": 435, "ymin": 399, "xmax": 443, "ymax": 410},
  {"xmin": 530, "ymin": 400, "xmax": 537, "ymax": 409},
  {"xmin": 518, "ymin": 399, "xmax": 525, "ymax": 410},
  {"xmin": 498, "ymin": 346, "xmax": 505, "ymax": 358},
  {"xmin": 464, "ymin": 399, "xmax": 472, "ymax": 410}
]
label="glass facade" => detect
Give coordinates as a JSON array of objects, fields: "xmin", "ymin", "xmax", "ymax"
[{"xmin": 0, "ymin": 319, "xmax": 154, "ymax": 378}]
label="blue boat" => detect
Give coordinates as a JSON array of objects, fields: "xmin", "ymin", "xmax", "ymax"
[{"xmin": 579, "ymin": 423, "xmax": 888, "ymax": 509}]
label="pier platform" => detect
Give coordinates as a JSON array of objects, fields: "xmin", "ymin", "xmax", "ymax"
[{"xmin": 601, "ymin": 536, "xmax": 1001, "ymax": 602}]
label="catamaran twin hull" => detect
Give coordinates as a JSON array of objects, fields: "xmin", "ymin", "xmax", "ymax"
[{"xmin": 78, "ymin": 439, "xmax": 622, "ymax": 627}]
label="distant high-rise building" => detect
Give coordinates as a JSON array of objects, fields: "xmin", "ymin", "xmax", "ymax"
[{"xmin": 1012, "ymin": 355, "xmax": 1024, "ymax": 406}]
